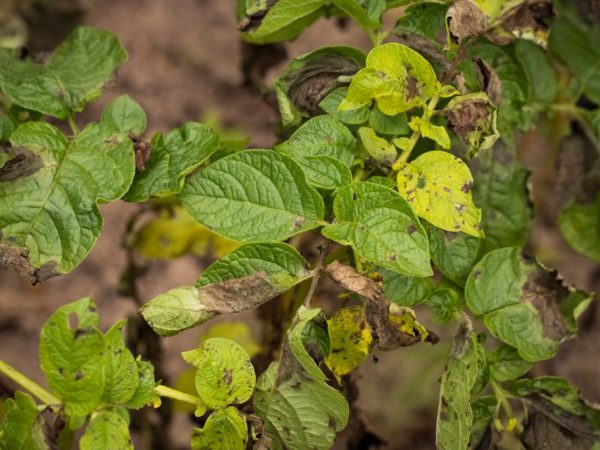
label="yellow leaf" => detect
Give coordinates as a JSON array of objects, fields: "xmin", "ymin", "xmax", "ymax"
[
  {"xmin": 325, "ymin": 306, "xmax": 372, "ymax": 383},
  {"xmin": 388, "ymin": 305, "xmax": 429, "ymax": 342},
  {"xmin": 396, "ymin": 151, "xmax": 484, "ymax": 237},
  {"xmin": 199, "ymin": 322, "xmax": 261, "ymax": 358}
]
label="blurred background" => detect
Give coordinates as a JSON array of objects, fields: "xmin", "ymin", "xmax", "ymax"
[{"xmin": 0, "ymin": 1, "xmax": 599, "ymax": 449}]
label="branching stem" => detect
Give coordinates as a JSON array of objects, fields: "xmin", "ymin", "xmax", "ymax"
[{"xmin": 395, "ymin": 93, "xmax": 440, "ymax": 165}]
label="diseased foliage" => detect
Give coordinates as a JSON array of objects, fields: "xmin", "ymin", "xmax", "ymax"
[{"xmin": 2, "ymin": 1, "xmax": 600, "ymax": 449}]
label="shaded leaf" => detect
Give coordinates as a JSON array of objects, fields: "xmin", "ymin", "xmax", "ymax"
[
  {"xmin": 288, "ymin": 307, "xmax": 329, "ymax": 382},
  {"xmin": 425, "ymin": 286, "xmax": 464, "ymax": 324},
  {"xmin": 181, "ymin": 150, "xmax": 325, "ymax": 242},
  {"xmin": 124, "ymin": 359, "xmax": 158, "ymax": 410},
  {"xmin": 381, "ymin": 268, "xmax": 435, "ymax": 307},
  {"xmin": 368, "ymin": 106, "xmax": 410, "ymax": 136},
  {"xmin": 0, "ymin": 392, "xmax": 48, "ymax": 450},
  {"xmin": 319, "ymin": 87, "xmax": 369, "ymax": 125},
  {"xmin": 559, "ymin": 194, "xmax": 600, "ymax": 263},
  {"xmin": 488, "ymin": 344, "xmax": 531, "ymax": 382},
  {"xmin": 322, "ymin": 182, "xmax": 432, "ymax": 276},
  {"xmin": 191, "ymin": 407, "xmax": 248, "ymax": 450},
  {"xmin": 0, "ymin": 27, "xmax": 127, "ymax": 119}
]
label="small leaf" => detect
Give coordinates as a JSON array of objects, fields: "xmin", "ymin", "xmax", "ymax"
[
  {"xmin": 396, "ymin": 150, "xmax": 483, "ymax": 237},
  {"xmin": 102, "ymin": 321, "xmax": 139, "ymax": 405},
  {"xmin": 0, "ymin": 392, "xmax": 48, "ymax": 450},
  {"xmin": 319, "ymin": 87, "xmax": 369, "ymax": 125},
  {"xmin": 288, "ymin": 307, "xmax": 329, "ymax": 382},
  {"xmin": 181, "ymin": 150, "xmax": 325, "ymax": 242},
  {"xmin": 340, "ymin": 42, "xmax": 439, "ymax": 115},
  {"xmin": 558, "ymin": 195, "xmax": 600, "ymax": 263},
  {"xmin": 40, "ymin": 298, "xmax": 105, "ymax": 418},
  {"xmin": 393, "ymin": 2, "xmax": 448, "ymax": 47},
  {"xmin": 124, "ymin": 359, "xmax": 158, "ymax": 410},
  {"xmin": 331, "ymin": 0, "xmax": 381, "ymax": 36},
  {"xmin": 322, "ymin": 182, "xmax": 432, "ymax": 277},
  {"xmin": 412, "ymin": 117, "xmax": 451, "ymax": 149},
  {"xmin": 514, "ymin": 39, "xmax": 558, "ymax": 105},
  {"xmin": 275, "ymin": 115, "xmax": 356, "ymax": 190},
  {"xmin": 0, "ymin": 27, "xmax": 127, "ymax": 119},
  {"xmin": 124, "ymin": 122, "xmax": 219, "ymax": 202},
  {"xmin": 182, "ymin": 338, "xmax": 255, "ymax": 409},
  {"xmin": 427, "ymin": 224, "xmax": 481, "ymax": 285},
  {"xmin": 436, "ymin": 315, "xmax": 478, "ymax": 450},
  {"xmin": 191, "ymin": 407, "xmax": 248, "ymax": 450},
  {"xmin": 381, "ymin": 268, "xmax": 435, "ymax": 307},
  {"xmin": 101, "ymin": 95, "xmax": 146, "ymax": 135},
  {"xmin": 0, "ymin": 121, "xmax": 135, "ymax": 282},
  {"xmin": 424, "ymin": 286, "xmax": 463, "ymax": 324},
  {"xmin": 79, "ymin": 409, "xmax": 132, "ymax": 450},
  {"xmin": 488, "ymin": 344, "xmax": 532, "ymax": 382},
  {"xmin": 358, "ymin": 127, "xmax": 397, "ymax": 166},
  {"xmin": 368, "ymin": 106, "xmax": 409, "ymax": 136}
]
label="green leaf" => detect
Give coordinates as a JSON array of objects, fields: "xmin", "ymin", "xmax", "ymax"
[
  {"xmin": 549, "ymin": 16, "xmax": 600, "ymax": 104},
  {"xmin": 240, "ymin": 0, "xmax": 325, "ymax": 44},
  {"xmin": 191, "ymin": 407, "xmax": 247, "ymax": 450},
  {"xmin": 124, "ymin": 359, "xmax": 158, "ymax": 409},
  {"xmin": 358, "ymin": 126, "xmax": 397, "ymax": 166},
  {"xmin": 322, "ymin": 182, "xmax": 432, "ymax": 277},
  {"xmin": 102, "ymin": 321, "xmax": 139, "ymax": 405},
  {"xmin": 319, "ymin": 87, "xmax": 369, "ymax": 125},
  {"xmin": 181, "ymin": 150, "xmax": 325, "ymax": 242},
  {"xmin": 393, "ymin": 2, "xmax": 448, "ymax": 46},
  {"xmin": 101, "ymin": 95, "xmax": 146, "ymax": 135},
  {"xmin": 0, "ymin": 392, "xmax": 48, "ymax": 450},
  {"xmin": 0, "ymin": 121, "xmax": 135, "ymax": 282},
  {"xmin": 288, "ymin": 307, "xmax": 328, "ymax": 382},
  {"xmin": 324, "ymin": 306, "xmax": 372, "ymax": 382},
  {"xmin": 0, "ymin": 115, "xmax": 14, "ymax": 142},
  {"xmin": 79, "ymin": 409, "xmax": 132, "ymax": 450},
  {"xmin": 411, "ymin": 117, "xmax": 451, "ymax": 149},
  {"xmin": 0, "ymin": 27, "xmax": 127, "ymax": 119},
  {"xmin": 142, "ymin": 243, "xmax": 311, "ymax": 336},
  {"xmin": 331, "ymin": 0, "xmax": 381, "ymax": 36},
  {"xmin": 469, "ymin": 396, "xmax": 497, "ymax": 448},
  {"xmin": 427, "ymin": 224, "xmax": 481, "ymax": 285},
  {"xmin": 381, "ymin": 268, "xmax": 435, "ymax": 306},
  {"xmin": 274, "ymin": 46, "xmax": 366, "ymax": 126},
  {"xmin": 465, "ymin": 247, "xmax": 592, "ymax": 361},
  {"xmin": 558, "ymin": 195, "xmax": 600, "ymax": 262},
  {"xmin": 39, "ymin": 298, "xmax": 105, "ymax": 418},
  {"xmin": 182, "ymin": 338, "xmax": 255, "ymax": 409},
  {"xmin": 340, "ymin": 42, "xmax": 439, "ymax": 115},
  {"xmin": 425, "ymin": 287, "xmax": 464, "ymax": 324},
  {"xmin": 253, "ymin": 363, "xmax": 349, "ymax": 450},
  {"xmin": 514, "ymin": 39, "xmax": 558, "ymax": 105},
  {"xmin": 469, "ymin": 142, "xmax": 532, "ymax": 253},
  {"xmin": 124, "ymin": 122, "xmax": 219, "ymax": 202},
  {"xmin": 368, "ymin": 106, "xmax": 409, "ymax": 136},
  {"xmin": 396, "ymin": 151, "xmax": 484, "ymax": 237},
  {"xmin": 488, "ymin": 344, "xmax": 532, "ymax": 382},
  {"xmin": 436, "ymin": 316, "xmax": 478, "ymax": 450},
  {"xmin": 275, "ymin": 115, "xmax": 356, "ymax": 190}
]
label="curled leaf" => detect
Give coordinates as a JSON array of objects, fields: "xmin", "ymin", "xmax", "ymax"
[{"xmin": 446, "ymin": 0, "xmax": 487, "ymax": 43}]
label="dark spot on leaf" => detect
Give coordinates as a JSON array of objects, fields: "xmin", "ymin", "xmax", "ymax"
[
  {"xmin": 417, "ymin": 177, "xmax": 426, "ymax": 189},
  {"xmin": 461, "ymin": 181, "xmax": 474, "ymax": 193},
  {"xmin": 0, "ymin": 242, "xmax": 58, "ymax": 284},
  {"xmin": 74, "ymin": 371, "xmax": 83, "ymax": 381},
  {"xmin": 292, "ymin": 217, "xmax": 305, "ymax": 230},
  {"xmin": 405, "ymin": 76, "xmax": 419, "ymax": 101},
  {"xmin": 223, "ymin": 369, "xmax": 233, "ymax": 385},
  {"xmin": 406, "ymin": 224, "xmax": 416, "ymax": 234},
  {"xmin": 133, "ymin": 140, "xmax": 152, "ymax": 172},
  {"xmin": 327, "ymin": 415, "xmax": 338, "ymax": 431}
]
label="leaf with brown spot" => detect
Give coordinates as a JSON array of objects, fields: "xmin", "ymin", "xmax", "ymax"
[{"xmin": 446, "ymin": 0, "xmax": 487, "ymax": 43}]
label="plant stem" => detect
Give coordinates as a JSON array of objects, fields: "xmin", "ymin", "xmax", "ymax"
[
  {"xmin": 303, "ymin": 239, "xmax": 332, "ymax": 307},
  {"xmin": 395, "ymin": 93, "xmax": 440, "ymax": 165},
  {"xmin": 68, "ymin": 115, "xmax": 80, "ymax": 136},
  {"xmin": 490, "ymin": 380, "xmax": 514, "ymax": 419},
  {"xmin": 154, "ymin": 385, "xmax": 202, "ymax": 406},
  {"xmin": 0, "ymin": 360, "xmax": 60, "ymax": 406}
]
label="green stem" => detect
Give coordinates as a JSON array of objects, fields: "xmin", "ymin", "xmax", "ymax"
[
  {"xmin": 490, "ymin": 380, "xmax": 514, "ymax": 419},
  {"xmin": 154, "ymin": 385, "xmax": 203, "ymax": 406},
  {"xmin": 395, "ymin": 93, "xmax": 440, "ymax": 165},
  {"xmin": 0, "ymin": 360, "xmax": 60, "ymax": 406},
  {"xmin": 68, "ymin": 115, "xmax": 80, "ymax": 136}
]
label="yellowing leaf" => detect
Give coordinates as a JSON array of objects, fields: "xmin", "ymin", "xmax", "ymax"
[
  {"xmin": 388, "ymin": 305, "xmax": 429, "ymax": 342},
  {"xmin": 410, "ymin": 117, "xmax": 451, "ymax": 149},
  {"xmin": 325, "ymin": 306, "xmax": 372, "ymax": 382},
  {"xmin": 358, "ymin": 127, "xmax": 397, "ymax": 166},
  {"xmin": 339, "ymin": 43, "xmax": 439, "ymax": 115},
  {"xmin": 396, "ymin": 151, "xmax": 483, "ymax": 237},
  {"xmin": 199, "ymin": 322, "xmax": 261, "ymax": 357}
]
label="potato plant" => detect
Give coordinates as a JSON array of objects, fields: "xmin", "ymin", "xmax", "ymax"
[{"xmin": 1, "ymin": 0, "xmax": 600, "ymax": 449}]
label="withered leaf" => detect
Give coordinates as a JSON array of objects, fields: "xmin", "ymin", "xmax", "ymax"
[
  {"xmin": 446, "ymin": 0, "xmax": 487, "ymax": 43},
  {"xmin": 0, "ymin": 242, "xmax": 58, "ymax": 284}
]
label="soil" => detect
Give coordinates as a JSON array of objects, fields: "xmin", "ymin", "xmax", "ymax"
[{"xmin": 0, "ymin": 1, "xmax": 599, "ymax": 449}]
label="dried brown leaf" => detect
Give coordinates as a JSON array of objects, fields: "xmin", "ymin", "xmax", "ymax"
[{"xmin": 447, "ymin": 0, "xmax": 487, "ymax": 43}]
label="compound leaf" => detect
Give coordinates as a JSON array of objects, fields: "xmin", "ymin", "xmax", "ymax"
[
  {"xmin": 191, "ymin": 407, "xmax": 247, "ymax": 450},
  {"xmin": 181, "ymin": 150, "xmax": 325, "ymax": 242},
  {"xmin": 124, "ymin": 122, "xmax": 219, "ymax": 202},
  {"xmin": 322, "ymin": 182, "xmax": 432, "ymax": 277},
  {"xmin": 0, "ymin": 121, "xmax": 135, "ymax": 282},
  {"xmin": 39, "ymin": 298, "xmax": 105, "ymax": 418},
  {"xmin": 0, "ymin": 27, "xmax": 127, "ymax": 119},
  {"xmin": 396, "ymin": 151, "xmax": 483, "ymax": 237}
]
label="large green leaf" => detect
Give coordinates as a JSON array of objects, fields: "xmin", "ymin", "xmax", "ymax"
[
  {"xmin": 436, "ymin": 316, "xmax": 478, "ymax": 450},
  {"xmin": 558, "ymin": 195, "xmax": 600, "ymax": 263},
  {"xmin": 0, "ymin": 27, "xmax": 127, "ymax": 119},
  {"xmin": 469, "ymin": 142, "xmax": 532, "ymax": 254},
  {"xmin": 0, "ymin": 121, "xmax": 135, "ymax": 282},
  {"xmin": 124, "ymin": 122, "xmax": 219, "ymax": 202},
  {"xmin": 0, "ymin": 392, "xmax": 48, "ymax": 450},
  {"xmin": 191, "ymin": 407, "xmax": 248, "ymax": 450},
  {"xmin": 180, "ymin": 150, "xmax": 325, "ymax": 242},
  {"xmin": 253, "ymin": 363, "xmax": 349, "ymax": 450},
  {"xmin": 381, "ymin": 268, "xmax": 435, "ymax": 306},
  {"xmin": 240, "ymin": 0, "xmax": 325, "ymax": 44},
  {"xmin": 39, "ymin": 298, "xmax": 106, "ymax": 418},
  {"xmin": 465, "ymin": 247, "xmax": 592, "ymax": 361},
  {"xmin": 340, "ymin": 42, "xmax": 439, "ymax": 115},
  {"xmin": 322, "ymin": 182, "xmax": 432, "ymax": 276},
  {"xmin": 319, "ymin": 87, "xmax": 369, "ymax": 125},
  {"xmin": 79, "ymin": 409, "xmax": 132, "ymax": 450},
  {"xmin": 331, "ymin": 0, "xmax": 381, "ymax": 36},
  {"xmin": 427, "ymin": 224, "xmax": 481, "ymax": 285},
  {"xmin": 275, "ymin": 115, "xmax": 356, "ymax": 190},
  {"xmin": 396, "ymin": 151, "xmax": 484, "ymax": 237},
  {"xmin": 182, "ymin": 338, "xmax": 255, "ymax": 409},
  {"xmin": 101, "ymin": 321, "xmax": 139, "ymax": 405},
  {"xmin": 142, "ymin": 243, "xmax": 311, "ymax": 336},
  {"xmin": 393, "ymin": 2, "xmax": 448, "ymax": 48},
  {"xmin": 514, "ymin": 39, "xmax": 558, "ymax": 105}
]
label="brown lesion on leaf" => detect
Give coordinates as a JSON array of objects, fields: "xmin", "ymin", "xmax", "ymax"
[
  {"xmin": 0, "ymin": 242, "xmax": 59, "ymax": 284},
  {"xmin": 445, "ymin": 98, "xmax": 491, "ymax": 142},
  {"xmin": 0, "ymin": 146, "xmax": 44, "ymax": 182},
  {"xmin": 323, "ymin": 261, "xmax": 436, "ymax": 351},
  {"xmin": 405, "ymin": 75, "xmax": 419, "ymax": 101},
  {"xmin": 446, "ymin": 0, "xmax": 487, "ymax": 43},
  {"xmin": 494, "ymin": 1, "xmax": 554, "ymax": 44},
  {"xmin": 237, "ymin": 0, "xmax": 277, "ymax": 32},
  {"xmin": 129, "ymin": 134, "xmax": 152, "ymax": 172}
]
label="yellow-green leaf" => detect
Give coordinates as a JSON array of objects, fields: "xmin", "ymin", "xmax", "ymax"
[
  {"xmin": 325, "ymin": 306, "xmax": 372, "ymax": 382},
  {"xmin": 358, "ymin": 127, "xmax": 397, "ymax": 166},
  {"xmin": 396, "ymin": 151, "xmax": 483, "ymax": 237},
  {"xmin": 191, "ymin": 407, "xmax": 247, "ymax": 450},
  {"xmin": 411, "ymin": 117, "xmax": 451, "ymax": 149}
]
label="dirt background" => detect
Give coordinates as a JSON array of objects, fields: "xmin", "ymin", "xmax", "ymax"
[{"xmin": 0, "ymin": 1, "xmax": 599, "ymax": 449}]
